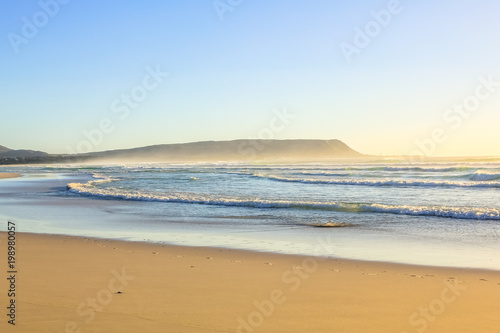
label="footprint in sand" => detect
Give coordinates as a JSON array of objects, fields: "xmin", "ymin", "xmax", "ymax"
[
  {"xmin": 329, "ymin": 269, "xmax": 341, "ymax": 272},
  {"xmin": 152, "ymin": 252, "xmax": 159, "ymax": 255},
  {"xmin": 479, "ymin": 278, "xmax": 487, "ymax": 281},
  {"xmin": 206, "ymin": 257, "xmax": 213, "ymax": 260},
  {"xmin": 231, "ymin": 260, "xmax": 241, "ymax": 263},
  {"xmin": 265, "ymin": 262, "xmax": 273, "ymax": 265}
]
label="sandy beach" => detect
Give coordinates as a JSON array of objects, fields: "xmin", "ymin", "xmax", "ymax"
[
  {"xmin": 0, "ymin": 173, "xmax": 21, "ymax": 179},
  {"xmin": 1, "ymin": 232, "xmax": 499, "ymax": 333}
]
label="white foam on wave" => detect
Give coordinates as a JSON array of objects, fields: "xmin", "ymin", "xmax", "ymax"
[
  {"xmin": 383, "ymin": 166, "xmax": 470, "ymax": 172},
  {"xmin": 67, "ymin": 177, "xmax": 500, "ymax": 221},
  {"xmin": 67, "ymin": 173, "xmax": 116, "ymax": 189},
  {"xmin": 251, "ymin": 173, "xmax": 500, "ymax": 188},
  {"xmin": 469, "ymin": 170, "xmax": 500, "ymax": 181},
  {"xmin": 293, "ymin": 171, "xmax": 353, "ymax": 177},
  {"xmin": 364, "ymin": 203, "xmax": 500, "ymax": 220}
]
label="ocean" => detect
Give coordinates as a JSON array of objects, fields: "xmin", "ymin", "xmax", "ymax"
[{"xmin": 1, "ymin": 161, "xmax": 500, "ymax": 269}]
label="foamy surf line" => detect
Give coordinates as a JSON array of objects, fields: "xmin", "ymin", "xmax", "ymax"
[
  {"xmin": 292, "ymin": 170, "xmax": 500, "ymax": 181},
  {"xmin": 67, "ymin": 178, "xmax": 500, "ymax": 221},
  {"xmin": 251, "ymin": 174, "xmax": 500, "ymax": 188}
]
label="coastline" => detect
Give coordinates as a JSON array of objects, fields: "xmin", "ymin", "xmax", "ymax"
[
  {"xmin": 0, "ymin": 172, "xmax": 21, "ymax": 179},
  {"xmin": 1, "ymin": 231, "xmax": 499, "ymax": 332}
]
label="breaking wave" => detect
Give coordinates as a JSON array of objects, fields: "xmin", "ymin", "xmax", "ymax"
[
  {"xmin": 250, "ymin": 173, "xmax": 500, "ymax": 188},
  {"xmin": 67, "ymin": 177, "xmax": 500, "ymax": 221}
]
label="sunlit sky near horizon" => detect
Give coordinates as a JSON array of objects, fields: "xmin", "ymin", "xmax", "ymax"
[{"xmin": 1, "ymin": 0, "xmax": 499, "ymax": 156}]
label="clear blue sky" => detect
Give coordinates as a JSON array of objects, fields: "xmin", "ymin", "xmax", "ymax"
[{"xmin": 1, "ymin": 0, "xmax": 499, "ymax": 156}]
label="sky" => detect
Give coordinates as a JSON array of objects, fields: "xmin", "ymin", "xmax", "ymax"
[{"xmin": 1, "ymin": 0, "xmax": 499, "ymax": 156}]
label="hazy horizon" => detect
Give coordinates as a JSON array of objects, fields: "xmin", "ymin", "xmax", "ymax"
[{"xmin": 3, "ymin": 138, "xmax": 500, "ymax": 160}]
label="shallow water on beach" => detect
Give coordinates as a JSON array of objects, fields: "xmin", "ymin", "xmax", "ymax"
[{"xmin": 1, "ymin": 161, "xmax": 500, "ymax": 269}]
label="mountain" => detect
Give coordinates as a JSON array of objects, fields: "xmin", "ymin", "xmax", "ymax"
[
  {"xmin": 0, "ymin": 145, "xmax": 11, "ymax": 154},
  {"xmin": 0, "ymin": 149, "xmax": 49, "ymax": 158},
  {"xmin": 0, "ymin": 140, "xmax": 364, "ymax": 165},
  {"xmin": 81, "ymin": 139, "xmax": 363, "ymax": 162}
]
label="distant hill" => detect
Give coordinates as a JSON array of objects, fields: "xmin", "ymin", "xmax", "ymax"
[
  {"xmin": 0, "ymin": 150, "xmax": 49, "ymax": 158},
  {"xmin": 0, "ymin": 147, "xmax": 49, "ymax": 158},
  {"xmin": 81, "ymin": 139, "xmax": 363, "ymax": 162},
  {"xmin": 0, "ymin": 139, "xmax": 364, "ymax": 164},
  {"xmin": 0, "ymin": 145, "xmax": 11, "ymax": 154}
]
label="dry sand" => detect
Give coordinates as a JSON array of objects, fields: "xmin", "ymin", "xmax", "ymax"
[
  {"xmin": 0, "ymin": 173, "xmax": 21, "ymax": 179},
  {"xmin": 1, "ymin": 232, "xmax": 499, "ymax": 332}
]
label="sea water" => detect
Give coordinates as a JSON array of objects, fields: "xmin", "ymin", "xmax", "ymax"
[{"xmin": 1, "ymin": 161, "xmax": 499, "ymax": 269}]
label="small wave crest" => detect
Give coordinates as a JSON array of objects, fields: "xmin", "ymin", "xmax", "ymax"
[
  {"xmin": 383, "ymin": 166, "xmax": 471, "ymax": 172},
  {"xmin": 469, "ymin": 171, "xmax": 500, "ymax": 182},
  {"xmin": 310, "ymin": 222, "xmax": 350, "ymax": 227},
  {"xmin": 251, "ymin": 173, "xmax": 500, "ymax": 188},
  {"xmin": 66, "ymin": 173, "xmax": 117, "ymax": 190}
]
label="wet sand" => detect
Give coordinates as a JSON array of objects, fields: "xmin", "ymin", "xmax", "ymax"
[{"xmin": 0, "ymin": 173, "xmax": 21, "ymax": 179}]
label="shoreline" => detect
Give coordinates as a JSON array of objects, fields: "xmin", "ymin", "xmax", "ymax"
[
  {"xmin": 16, "ymin": 230, "xmax": 500, "ymax": 273},
  {"xmin": 0, "ymin": 172, "xmax": 21, "ymax": 179},
  {"xmin": 1, "ymin": 231, "xmax": 499, "ymax": 332}
]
